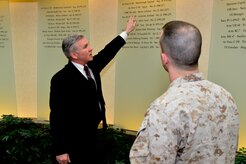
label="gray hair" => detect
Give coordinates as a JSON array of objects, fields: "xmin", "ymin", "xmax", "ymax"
[{"xmin": 62, "ymin": 34, "xmax": 84, "ymax": 58}]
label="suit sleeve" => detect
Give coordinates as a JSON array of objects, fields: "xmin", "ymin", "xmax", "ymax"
[
  {"xmin": 90, "ymin": 35, "xmax": 126, "ymax": 72},
  {"xmin": 49, "ymin": 75, "xmax": 70, "ymax": 155}
]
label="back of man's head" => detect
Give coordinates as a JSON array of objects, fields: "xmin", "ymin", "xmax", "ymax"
[{"xmin": 160, "ymin": 21, "xmax": 202, "ymax": 70}]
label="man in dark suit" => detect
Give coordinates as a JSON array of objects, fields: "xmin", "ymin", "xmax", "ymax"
[{"xmin": 49, "ymin": 16, "xmax": 136, "ymax": 164}]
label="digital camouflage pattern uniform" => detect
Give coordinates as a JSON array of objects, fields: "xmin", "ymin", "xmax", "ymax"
[{"xmin": 130, "ymin": 73, "xmax": 239, "ymax": 164}]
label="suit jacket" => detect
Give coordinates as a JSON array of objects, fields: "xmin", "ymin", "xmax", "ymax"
[{"xmin": 49, "ymin": 35, "xmax": 126, "ymax": 162}]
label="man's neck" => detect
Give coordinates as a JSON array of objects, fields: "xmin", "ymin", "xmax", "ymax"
[{"xmin": 168, "ymin": 67, "xmax": 199, "ymax": 82}]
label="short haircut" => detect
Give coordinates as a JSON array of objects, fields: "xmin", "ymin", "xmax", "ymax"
[{"xmin": 160, "ymin": 21, "xmax": 202, "ymax": 69}]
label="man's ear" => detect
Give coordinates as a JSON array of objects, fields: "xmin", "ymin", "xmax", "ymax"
[
  {"xmin": 70, "ymin": 52, "xmax": 78, "ymax": 59},
  {"xmin": 161, "ymin": 52, "xmax": 168, "ymax": 65}
]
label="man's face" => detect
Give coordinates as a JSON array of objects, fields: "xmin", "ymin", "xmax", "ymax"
[{"xmin": 72, "ymin": 38, "xmax": 93, "ymax": 65}]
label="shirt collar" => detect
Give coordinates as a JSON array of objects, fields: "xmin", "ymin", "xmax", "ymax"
[
  {"xmin": 170, "ymin": 72, "xmax": 204, "ymax": 87},
  {"xmin": 71, "ymin": 61, "xmax": 87, "ymax": 77}
]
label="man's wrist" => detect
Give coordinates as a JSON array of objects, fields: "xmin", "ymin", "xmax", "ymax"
[{"xmin": 119, "ymin": 31, "xmax": 128, "ymax": 41}]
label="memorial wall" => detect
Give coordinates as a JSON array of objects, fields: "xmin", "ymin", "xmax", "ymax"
[
  {"xmin": 0, "ymin": 0, "xmax": 245, "ymax": 147},
  {"xmin": 37, "ymin": 0, "xmax": 89, "ymax": 119},
  {"xmin": 115, "ymin": 0, "xmax": 175, "ymax": 130},
  {"xmin": 0, "ymin": 0, "xmax": 16, "ymax": 116},
  {"xmin": 209, "ymin": 0, "xmax": 246, "ymax": 148}
]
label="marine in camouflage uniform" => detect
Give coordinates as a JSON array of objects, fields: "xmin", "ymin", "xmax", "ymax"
[{"xmin": 129, "ymin": 21, "xmax": 239, "ymax": 164}]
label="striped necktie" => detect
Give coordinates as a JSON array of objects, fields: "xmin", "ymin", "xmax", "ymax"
[{"xmin": 84, "ymin": 66, "xmax": 96, "ymax": 89}]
